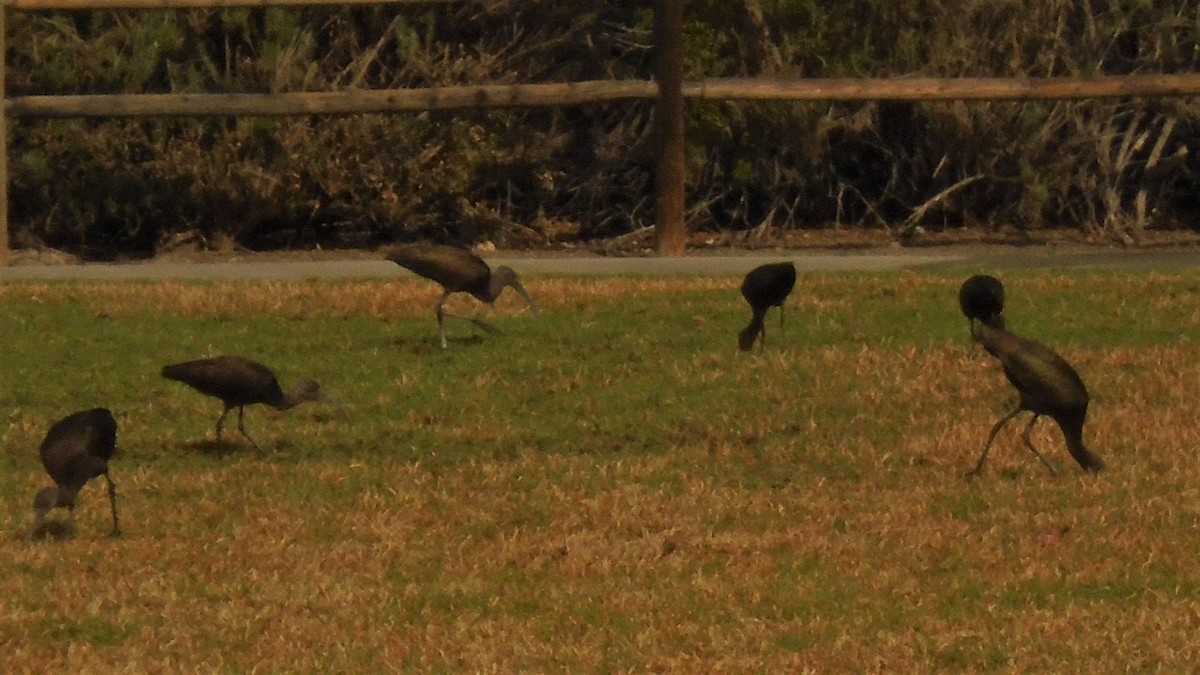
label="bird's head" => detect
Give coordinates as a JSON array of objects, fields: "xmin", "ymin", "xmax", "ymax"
[
  {"xmin": 737, "ymin": 324, "xmax": 758, "ymax": 351},
  {"xmin": 33, "ymin": 485, "xmax": 72, "ymax": 512},
  {"xmin": 289, "ymin": 379, "xmax": 324, "ymax": 404},
  {"xmin": 30, "ymin": 486, "xmax": 70, "ymax": 532},
  {"xmin": 493, "ymin": 266, "xmax": 538, "ymax": 314}
]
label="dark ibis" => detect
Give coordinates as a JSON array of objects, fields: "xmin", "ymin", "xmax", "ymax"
[
  {"xmin": 385, "ymin": 243, "xmax": 536, "ymax": 348},
  {"xmin": 31, "ymin": 408, "xmax": 121, "ymax": 537},
  {"xmin": 738, "ymin": 262, "xmax": 797, "ymax": 351},
  {"xmin": 162, "ymin": 355, "xmax": 323, "ymax": 451},
  {"xmin": 966, "ymin": 322, "xmax": 1105, "ymax": 478}
]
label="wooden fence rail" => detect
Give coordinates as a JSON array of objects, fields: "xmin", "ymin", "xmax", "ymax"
[
  {"xmin": 9, "ymin": 76, "xmax": 1200, "ymax": 119},
  {"xmin": 4, "ymin": 0, "xmax": 451, "ymax": 8}
]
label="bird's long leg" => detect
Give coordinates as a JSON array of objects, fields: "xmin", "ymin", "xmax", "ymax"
[
  {"xmin": 235, "ymin": 406, "xmax": 263, "ymax": 452},
  {"xmin": 470, "ymin": 300, "xmax": 488, "ymax": 337},
  {"xmin": 439, "ymin": 293, "xmax": 499, "ymax": 341},
  {"xmin": 463, "ymin": 298, "xmax": 499, "ymax": 337},
  {"xmin": 779, "ymin": 303, "xmax": 786, "ymax": 337},
  {"xmin": 441, "ymin": 313, "xmax": 499, "ymax": 334},
  {"xmin": 759, "ymin": 309, "xmax": 770, "ymax": 352},
  {"xmin": 966, "ymin": 406, "xmax": 1024, "ymax": 479},
  {"xmin": 436, "ymin": 290, "xmax": 453, "ymax": 348},
  {"xmin": 1019, "ymin": 414, "xmax": 1059, "ymax": 475},
  {"xmin": 468, "ymin": 316, "xmax": 499, "ymax": 334},
  {"xmin": 757, "ymin": 309, "xmax": 768, "ymax": 352},
  {"xmin": 104, "ymin": 472, "xmax": 121, "ymax": 536},
  {"xmin": 215, "ymin": 406, "xmax": 231, "ymax": 442}
]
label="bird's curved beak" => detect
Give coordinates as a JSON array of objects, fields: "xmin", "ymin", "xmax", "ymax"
[
  {"xmin": 514, "ymin": 282, "xmax": 538, "ymax": 315},
  {"xmin": 316, "ymin": 390, "xmax": 350, "ymax": 416}
]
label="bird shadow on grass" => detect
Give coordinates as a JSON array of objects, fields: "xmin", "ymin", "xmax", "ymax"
[
  {"xmin": 390, "ymin": 334, "xmax": 486, "ymax": 354},
  {"xmin": 970, "ymin": 467, "xmax": 1040, "ymax": 482},
  {"xmin": 25, "ymin": 520, "xmax": 76, "ymax": 541},
  {"xmin": 179, "ymin": 439, "xmax": 251, "ymax": 458}
]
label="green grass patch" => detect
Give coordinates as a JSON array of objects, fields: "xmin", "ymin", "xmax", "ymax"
[
  {"xmin": 2, "ymin": 270, "xmax": 1200, "ymax": 670},
  {"xmin": 36, "ymin": 615, "xmax": 137, "ymax": 647}
]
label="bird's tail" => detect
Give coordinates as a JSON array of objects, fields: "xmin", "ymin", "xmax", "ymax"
[
  {"xmin": 1068, "ymin": 442, "xmax": 1105, "ymax": 473},
  {"xmin": 160, "ymin": 364, "xmax": 186, "ymax": 381},
  {"xmin": 738, "ymin": 315, "xmax": 764, "ymax": 351},
  {"xmin": 1060, "ymin": 414, "xmax": 1104, "ymax": 473}
]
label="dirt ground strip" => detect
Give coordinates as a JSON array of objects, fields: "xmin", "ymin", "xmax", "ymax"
[{"xmin": 2, "ymin": 242, "xmax": 1198, "ymax": 281}]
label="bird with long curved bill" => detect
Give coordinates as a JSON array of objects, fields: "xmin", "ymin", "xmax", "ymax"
[
  {"xmin": 385, "ymin": 243, "xmax": 537, "ymax": 348},
  {"xmin": 162, "ymin": 355, "xmax": 324, "ymax": 452},
  {"xmin": 959, "ymin": 274, "xmax": 1006, "ymax": 331},
  {"xmin": 966, "ymin": 322, "xmax": 1105, "ymax": 478},
  {"xmin": 31, "ymin": 408, "xmax": 121, "ymax": 538},
  {"xmin": 738, "ymin": 262, "xmax": 797, "ymax": 351}
]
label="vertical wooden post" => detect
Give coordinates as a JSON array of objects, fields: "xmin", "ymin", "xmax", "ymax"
[
  {"xmin": 653, "ymin": 0, "xmax": 686, "ymax": 256},
  {"xmin": 0, "ymin": 6, "xmax": 8, "ymax": 266}
]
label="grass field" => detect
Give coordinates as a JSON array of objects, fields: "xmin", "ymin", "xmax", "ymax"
[{"xmin": 2, "ymin": 269, "xmax": 1199, "ymax": 671}]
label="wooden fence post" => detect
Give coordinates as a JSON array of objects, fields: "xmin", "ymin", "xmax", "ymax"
[
  {"xmin": 653, "ymin": 0, "xmax": 686, "ymax": 256},
  {"xmin": 1, "ymin": 5, "xmax": 8, "ymax": 266}
]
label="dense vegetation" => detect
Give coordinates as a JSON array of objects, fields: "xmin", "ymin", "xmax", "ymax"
[{"xmin": 7, "ymin": 0, "xmax": 1200, "ymax": 257}]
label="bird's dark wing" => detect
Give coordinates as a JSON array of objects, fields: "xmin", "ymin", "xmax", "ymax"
[
  {"xmin": 741, "ymin": 262, "xmax": 796, "ymax": 307},
  {"xmin": 385, "ymin": 244, "xmax": 490, "ymax": 292},
  {"xmin": 162, "ymin": 356, "xmax": 280, "ymax": 402},
  {"xmin": 980, "ymin": 328, "xmax": 1088, "ymax": 412},
  {"xmin": 40, "ymin": 408, "xmax": 117, "ymax": 484},
  {"xmin": 82, "ymin": 409, "xmax": 118, "ymax": 461}
]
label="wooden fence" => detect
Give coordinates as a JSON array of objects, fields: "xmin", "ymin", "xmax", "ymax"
[
  {"xmin": 12, "ymin": 76, "xmax": 1200, "ymax": 118},
  {"xmin": 4, "ymin": 0, "xmax": 1200, "ymax": 264}
]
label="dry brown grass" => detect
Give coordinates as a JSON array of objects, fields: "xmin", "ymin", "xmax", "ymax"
[
  {"xmin": 2, "ymin": 273, "xmax": 1199, "ymax": 671},
  {"xmin": 0, "ymin": 277, "xmax": 735, "ymax": 321}
]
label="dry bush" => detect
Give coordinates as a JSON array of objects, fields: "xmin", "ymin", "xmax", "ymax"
[{"xmin": 6, "ymin": 1, "xmax": 1200, "ymax": 257}]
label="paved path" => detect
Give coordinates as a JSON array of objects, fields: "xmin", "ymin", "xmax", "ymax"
[{"xmin": 0, "ymin": 246, "xmax": 1196, "ymax": 281}]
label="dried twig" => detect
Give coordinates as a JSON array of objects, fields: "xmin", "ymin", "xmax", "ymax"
[{"xmin": 898, "ymin": 173, "xmax": 985, "ymax": 238}]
